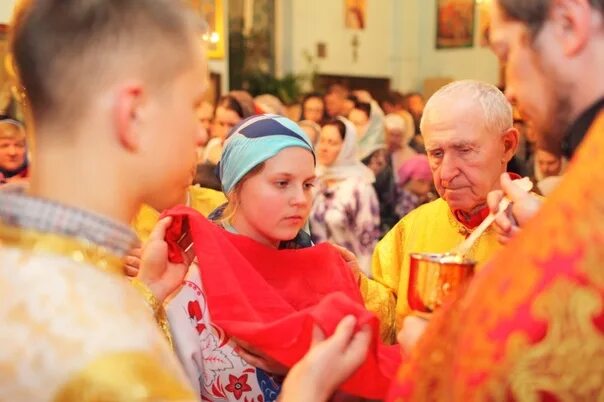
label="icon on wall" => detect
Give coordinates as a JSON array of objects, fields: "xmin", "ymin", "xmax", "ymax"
[
  {"xmin": 477, "ymin": 0, "xmax": 491, "ymax": 47},
  {"xmin": 189, "ymin": 0, "xmax": 225, "ymax": 59},
  {"xmin": 0, "ymin": 24, "xmax": 11, "ymax": 111},
  {"xmin": 345, "ymin": 0, "xmax": 366, "ymax": 30},
  {"xmin": 0, "ymin": 24, "xmax": 26, "ymax": 121},
  {"xmin": 436, "ymin": 0, "xmax": 475, "ymax": 49}
]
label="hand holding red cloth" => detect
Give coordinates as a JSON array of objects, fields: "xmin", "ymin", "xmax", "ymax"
[{"xmin": 161, "ymin": 205, "xmax": 401, "ymax": 399}]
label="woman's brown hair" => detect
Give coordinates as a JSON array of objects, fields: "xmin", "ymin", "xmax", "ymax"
[{"xmin": 220, "ymin": 162, "xmax": 265, "ymax": 223}]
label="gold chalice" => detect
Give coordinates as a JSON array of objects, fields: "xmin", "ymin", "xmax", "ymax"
[{"xmin": 407, "ymin": 252, "xmax": 475, "ymax": 315}]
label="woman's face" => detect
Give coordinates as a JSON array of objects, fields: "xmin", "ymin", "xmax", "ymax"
[
  {"xmin": 405, "ymin": 178, "xmax": 433, "ymax": 198},
  {"xmin": 212, "ymin": 106, "xmax": 242, "ymax": 141},
  {"xmin": 232, "ymin": 147, "xmax": 316, "ymax": 248},
  {"xmin": 196, "ymin": 101, "xmax": 214, "ymax": 145},
  {"xmin": 303, "ymin": 97, "xmax": 325, "ymax": 124},
  {"xmin": 386, "ymin": 128, "xmax": 405, "ymax": 150},
  {"xmin": 367, "ymin": 149, "xmax": 387, "ymax": 176},
  {"xmin": 348, "ymin": 108, "xmax": 369, "ymax": 139},
  {"xmin": 0, "ymin": 137, "xmax": 26, "ymax": 172},
  {"xmin": 316, "ymin": 125, "xmax": 344, "ymax": 167}
]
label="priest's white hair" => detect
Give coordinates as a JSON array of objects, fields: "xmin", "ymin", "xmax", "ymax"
[{"xmin": 420, "ymin": 80, "xmax": 513, "ymax": 135}]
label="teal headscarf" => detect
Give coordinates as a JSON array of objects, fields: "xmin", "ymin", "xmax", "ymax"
[{"xmin": 218, "ymin": 114, "xmax": 315, "ymax": 194}]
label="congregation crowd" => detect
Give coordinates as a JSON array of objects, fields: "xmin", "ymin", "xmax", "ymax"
[{"xmin": 0, "ymin": 0, "xmax": 603, "ymax": 401}]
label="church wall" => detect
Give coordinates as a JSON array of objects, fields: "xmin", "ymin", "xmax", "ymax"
[
  {"xmin": 0, "ymin": 1, "xmax": 16, "ymax": 23},
  {"xmin": 288, "ymin": 0, "xmax": 396, "ymax": 85},
  {"xmin": 413, "ymin": 0, "xmax": 500, "ymax": 92},
  {"xmin": 285, "ymin": 0, "xmax": 500, "ymax": 95},
  {"xmin": 0, "ymin": 0, "xmax": 501, "ymax": 96}
]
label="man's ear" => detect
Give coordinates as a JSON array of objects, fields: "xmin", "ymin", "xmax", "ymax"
[
  {"xmin": 502, "ymin": 126, "xmax": 519, "ymax": 163},
  {"xmin": 114, "ymin": 82, "xmax": 145, "ymax": 152},
  {"xmin": 549, "ymin": 0, "xmax": 592, "ymax": 56}
]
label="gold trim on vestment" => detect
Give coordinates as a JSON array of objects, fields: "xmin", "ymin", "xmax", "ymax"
[
  {"xmin": 0, "ymin": 222, "xmax": 174, "ymax": 347},
  {"xmin": 131, "ymin": 277, "xmax": 173, "ymax": 349},
  {"xmin": 53, "ymin": 351, "xmax": 195, "ymax": 401},
  {"xmin": 0, "ymin": 223, "xmax": 125, "ymax": 275}
]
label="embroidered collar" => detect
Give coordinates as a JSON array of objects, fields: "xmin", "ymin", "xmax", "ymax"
[
  {"xmin": 453, "ymin": 206, "xmax": 490, "ymax": 230},
  {"xmin": 0, "ymin": 189, "xmax": 137, "ymax": 257},
  {"xmin": 450, "ymin": 172, "xmax": 522, "ymax": 230}
]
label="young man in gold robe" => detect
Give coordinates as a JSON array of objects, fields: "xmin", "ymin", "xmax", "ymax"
[{"xmin": 0, "ymin": 0, "xmax": 208, "ymax": 400}]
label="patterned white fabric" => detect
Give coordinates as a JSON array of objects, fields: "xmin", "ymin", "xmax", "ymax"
[
  {"xmin": 310, "ymin": 178, "xmax": 380, "ymax": 276},
  {"xmin": 0, "ymin": 248, "xmax": 191, "ymax": 401},
  {"xmin": 168, "ymin": 265, "xmax": 282, "ymax": 402}
]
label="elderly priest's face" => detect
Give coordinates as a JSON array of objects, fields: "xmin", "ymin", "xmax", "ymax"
[{"xmin": 422, "ymin": 96, "xmax": 516, "ymax": 213}]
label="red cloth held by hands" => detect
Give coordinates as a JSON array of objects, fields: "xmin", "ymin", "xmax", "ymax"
[{"xmin": 162, "ymin": 205, "xmax": 401, "ymax": 399}]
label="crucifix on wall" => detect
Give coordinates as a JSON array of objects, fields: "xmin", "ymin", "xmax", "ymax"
[{"xmin": 351, "ymin": 34, "xmax": 359, "ymax": 63}]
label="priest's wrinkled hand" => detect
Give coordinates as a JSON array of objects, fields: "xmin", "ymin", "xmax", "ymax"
[
  {"xmin": 136, "ymin": 217, "xmax": 191, "ymax": 303},
  {"xmin": 232, "ymin": 338, "xmax": 289, "ymax": 376},
  {"xmin": 280, "ymin": 316, "xmax": 371, "ymax": 402},
  {"xmin": 331, "ymin": 243, "xmax": 361, "ymax": 284},
  {"xmin": 124, "ymin": 246, "xmax": 142, "ymax": 277},
  {"xmin": 487, "ymin": 173, "xmax": 542, "ymax": 244},
  {"xmin": 397, "ymin": 315, "xmax": 429, "ymax": 352}
]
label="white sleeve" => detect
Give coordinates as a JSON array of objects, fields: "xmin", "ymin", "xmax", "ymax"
[{"xmin": 166, "ymin": 264, "xmax": 206, "ymax": 398}]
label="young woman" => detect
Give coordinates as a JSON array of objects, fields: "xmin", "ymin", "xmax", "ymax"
[
  {"xmin": 165, "ymin": 115, "xmax": 397, "ymax": 402},
  {"xmin": 310, "ymin": 117, "xmax": 380, "ymax": 276},
  {"xmin": 167, "ymin": 114, "xmax": 317, "ymax": 401}
]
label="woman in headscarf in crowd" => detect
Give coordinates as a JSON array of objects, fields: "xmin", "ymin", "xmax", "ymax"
[
  {"xmin": 310, "ymin": 117, "xmax": 380, "ymax": 276},
  {"xmin": 0, "ymin": 118, "xmax": 28, "ymax": 185},
  {"xmin": 196, "ymin": 91, "xmax": 256, "ymax": 190},
  {"xmin": 165, "ymin": 114, "xmax": 399, "ymax": 401},
  {"xmin": 299, "ymin": 92, "xmax": 327, "ymax": 125},
  {"xmin": 362, "ymin": 143, "xmax": 399, "ymax": 238},
  {"xmin": 384, "ymin": 113, "xmax": 417, "ymax": 184},
  {"xmin": 395, "ymin": 154, "xmax": 434, "ymax": 218},
  {"xmin": 298, "ymin": 119, "xmax": 321, "ymax": 146},
  {"xmin": 350, "ymin": 94, "xmax": 407, "ymax": 236},
  {"xmin": 352, "ymin": 104, "xmax": 398, "ymax": 237},
  {"xmin": 349, "ymin": 100, "xmax": 386, "ymax": 162},
  {"xmin": 348, "ymin": 101, "xmax": 371, "ymax": 142}
]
